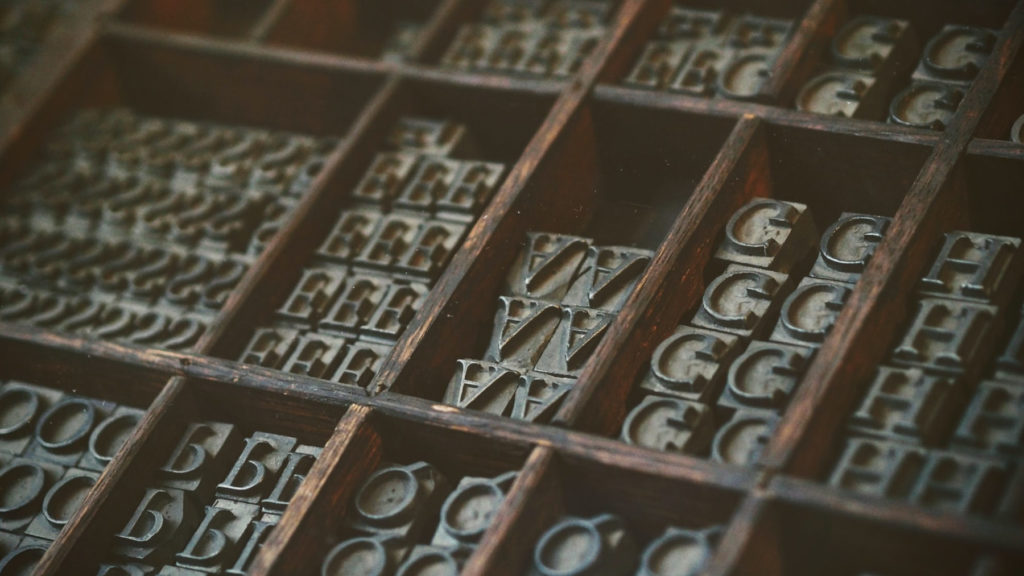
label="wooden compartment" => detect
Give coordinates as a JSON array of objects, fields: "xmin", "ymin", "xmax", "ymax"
[
  {"xmin": 265, "ymin": 0, "xmax": 445, "ymax": 61},
  {"xmin": 1, "ymin": 1, "xmax": 1023, "ymax": 575}
]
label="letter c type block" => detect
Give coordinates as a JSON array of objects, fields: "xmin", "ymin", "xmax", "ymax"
[
  {"xmin": 529, "ymin": 514, "xmax": 637, "ymax": 576},
  {"xmin": 348, "ymin": 462, "xmax": 451, "ymax": 542}
]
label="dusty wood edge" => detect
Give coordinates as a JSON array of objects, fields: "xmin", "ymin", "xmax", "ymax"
[
  {"xmin": 252, "ymin": 404, "xmax": 381, "ymax": 576},
  {"xmin": 702, "ymin": 493, "xmax": 773, "ymax": 576},
  {"xmin": 769, "ymin": 475, "xmax": 1024, "ymax": 556},
  {"xmin": 592, "ymin": 83, "xmax": 944, "ymax": 148},
  {"xmin": 553, "ymin": 114, "xmax": 765, "ymax": 429},
  {"xmin": 248, "ymin": 0, "xmax": 294, "ymax": 42},
  {"xmin": 967, "ymin": 136, "xmax": 1024, "ymax": 160},
  {"xmin": 37, "ymin": 377, "xmax": 189, "ymax": 574},
  {"xmin": 462, "ymin": 446, "xmax": 558, "ymax": 576},
  {"xmin": 758, "ymin": 0, "xmax": 843, "ymax": 103},
  {"xmin": 761, "ymin": 1, "xmax": 1024, "ymax": 477}
]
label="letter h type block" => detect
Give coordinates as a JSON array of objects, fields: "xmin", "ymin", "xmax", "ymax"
[
  {"xmin": 847, "ymin": 366, "xmax": 964, "ymax": 446},
  {"xmin": 891, "ymin": 298, "xmax": 997, "ymax": 376}
]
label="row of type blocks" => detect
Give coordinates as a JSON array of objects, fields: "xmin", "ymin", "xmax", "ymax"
[
  {"xmin": 0, "ymin": 380, "xmax": 144, "ymax": 571},
  {"xmin": 624, "ymin": 7, "xmax": 793, "ymax": 100},
  {"xmin": 239, "ymin": 117, "xmax": 507, "ymax": 393},
  {"xmin": 0, "ymin": 108, "xmax": 337, "ymax": 350},
  {"xmin": 320, "ymin": 462, "xmax": 516, "ymax": 576},
  {"xmin": 441, "ymin": 232, "xmax": 654, "ymax": 422},
  {"xmin": 440, "ymin": 0, "xmax": 612, "ymax": 79},
  {"xmin": 524, "ymin": 513, "xmax": 723, "ymax": 576},
  {"xmin": 620, "ymin": 199, "xmax": 896, "ymax": 465},
  {"xmin": 794, "ymin": 17, "xmax": 995, "ymax": 130},
  {"xmin": 99, "ymin": 422, "xmax": 322, "ymax": 575},
  {"xmin": 830, "ymin": 228, "xmax": 1024, "ymax": 515}
]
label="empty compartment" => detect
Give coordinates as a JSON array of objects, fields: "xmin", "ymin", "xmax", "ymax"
[{"xmin": 117, "ymin": 0, "xmax": 277, "ymax": 38}]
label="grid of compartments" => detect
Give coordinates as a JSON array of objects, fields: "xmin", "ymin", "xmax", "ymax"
[{"xmin": 1, "ymin": 0, "xmax": 1023, "ymax": 575}]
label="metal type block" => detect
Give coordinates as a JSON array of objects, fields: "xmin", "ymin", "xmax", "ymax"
[
  {"xmin": 159, "ymin": 422, "xmax": 241, "ymax": 500},
  {"xmin": 360, "ymin": 281, "xmax": 429, "ymax": 342},
  {"xmin": 314, "ymin": 207, "xmax": 385, "ymax": 265},
  {"xmin": 320, "ymin": 273, "xmax": 390, "ymax": 337},
  {"xmin": 215, "ymin": 432, "xmax": 298, "ymax": 503},
  {"xmin": 0, "ymin": 457, "xmax": 63, "ymax": 533},
  {"xmin": 444, "ymin": 359, "xmax": 522, "ymax": 416},
  {"xmin": 321, "ymin": 533, "xmax": 409, "ymax": 576},
  {"xmin": 636, "ymin": 526, "xmax": 721, "ymax": 576},
  {"xmin": 507, "ymin": 232, "xmax": 592, "ymax": 303},
  {"xmin": 97, "ymin": 563, "xmax": 157, "ymax": 576},
  {"xmin": 848, "ymin": 366, "xmax": 963, "ymax": 446},
  {"xmin": 223, "ymin": 516, "xmax": 276, "ymax": 575},
  {"xmin": 440, "ymin": 24, "xmax": 497, "ymax": 72},
  {"xmin": 716, "ymin": 50, "xmax": 775, "ymax": 101},
  {"xmin": 888, "ymin": 82, "xmax": 964, "ymax": 131},
  {"xmin": 353, "ymin": 152, "xmax": 421, "ymax": 206},
  {"xmin": 727, "ymin": 15, "xmax": 791, "ymax": 51},
  {"xmin": 329, "ymin": 341, "xmax": 392, "ymax": 391},
  {"xmin": 353, "ymin": 214, "xmax": 425, "ymax": 272},
  {"xmin": 711, "ymin": 411, "xmax": 779, "ymax": 467},
  {"xmin": 639, "ymin": 326, "xmax": 742, "ymax": 404},
  {"xmin": 0, "ymin": 540, "xmax": 47, "ymax": 574},
  {"xmin": 891, "ymin": 298, "xmax": 997, "ymax": 375},
  {"xmin": 112, "ymin": 488, "xmax": 201, "ymax": 565},
  {"xmin": 247, "ymin": 201, "xmax": 292, "ymax": 258},
  {"xmin": 529, "ymin": 514, "xmax": 637, "ymax": 576},
  {"xmin": 950, "ymin": 379, "xmax": 1024, "ymax": 458},
  {"xmin": 544, "ymin": 0, "xmax": 611, "ymax": 29},
  {"xmin": 387, "ymin": 118, "xmax": 471, "ymax": 158},
  {"xmin": 830, "ymin": 17, "xmax": 914, "ymax": 73},
  {"xmin": 769, "ymin": 277, "xmax": 852, "ymax": 347},
  {"xmin": 795, "ymin": 71, "xmax": 880, "ymax": 118},
  {"xmin": 563, "ymin": 245, "xmax": 652, "ymax": 311},
  {"xmin": 348, "ymin": 462, "xmax": 451, "ymax": 541},
  {"xmin": 486, "ymin": 296, "xmax": 563, "ymax": 369},
  {"xmin": 829, "ymin": 437, "xmax": 926, "ymax": 500},
  {"xmin": 275, "ymin": 268, "xmax": 346, "ymax": 327},
  {"xmin": 690, "ymin": 263, "xmax": 791, "ymax": 339},
  {"xmin": 164, "ymin": 257, "xmax": 247, "ymax": 310},
  {"xmin": 155, "ymin": 566, "xmax": 204, "ymax": 575},
  {"xmin": 390, "ymin": 220, "xmax": 466, "ymax": 280},
  {"xmin": 174, "ymin": 498, "xmax": 259, "ymax": 573},
  {"xmin": 548, "ymin": 29, "xmax": 605, "ymax": 79},
  {"xmin": 912, "ymin": 26, "xmax": 996, "ymax": 85},
  {"xmin": 280, "ymin": 334, "xmax": 349, "ymax": 379},
  {"xmin": 510, "ymin": 371, "xmax": 575, "ymax": 423},
  {"xmin": 809, "ymin": 213, "xmax": 891, "ymax": 283},
  {"xmin": 240, "ymin": 328, "xmax": 300, "ymax": 370},
  {"xmin": 996, "ymin": 313, "xmax": 1024, "ymax": 382},
  {"xmin": 535, "ymin": 305, "xmax": 614, "ymax": 377},
  {"xmin": 667, "ymin": 44, "xmax": 733, "ymax": 97},
  {"xmin": 620, "ymin": 396, "xmax": 715, "ymax": 455},
  {"xmin": 79, "ymin": 405, "xmax": 145, "ymax": 472},
  {"xmin": 719, "ymin": 341, "xmax": 813, "ymax": 412},
  {"xmin": 395, "ymin": 545, "xmax": 470, "ymax": 576},
  {"xmin": 918, "ymin": 231, "xmax": 1022, "ymax": 303},
  {"xmin": 393, "ymin": 156, "xmax": 459, "ymax": 215},
  {"xmin": 432, "ymin": 471, "xmax": 517, "ymax": 548},
  {"xmin": 909, "ymin": 450, "xmax": 1008, "ymax": 514},
  {"xmin": 714, "ymin": 198, "xmax": 817, "ymax": 272},
  {"xmin": 656, "ymin": 7, "xmax": 726, "ymax": 42},
  {"xmin": 435, "ymin": 160, "xmax": 505, "ymax": 222},
  {"xmin": 623, "ymin": 40, "xmax": 694, "ymax": 90},
  {"xmin": 0, "ymin": 382, "xmax": 61, "ymax": 456},
  {"xmin": 261, "ymin": 445, "xmax": 320, "ymax": 515},
  {"xmin": 1012, "ymin": 113, "xmax": 1024, "ymax": 144},
  {"xmin": 249, "ymin": 136, "xmax": 315, "ymax": 197},
  {"xmin": 382, "ymin": 21, "xmax": 425, "ymax": 62},
  {"xmin": 25, "ymin": 468, "xmax": 98, "ymax": 540},
  {"xmin": 24, "ymin": 395, "xmax": 116, "ymax": 467},
  {"xmin": 0, "ymin": 531, "xmax": 18, "ymax": 560},
  {"xmin": 480, "ymin": 0, "xmax": 546, "ymax": 25}
]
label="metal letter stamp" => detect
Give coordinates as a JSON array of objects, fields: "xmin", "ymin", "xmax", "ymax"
[
  {"xmin": 809, "ymin": 213, "xmax": 891, "ymax": 283},
  {"xmin": 711, "ymin": 411, "xmax": 779, "ymax": 467},
  {"xmin": 529, "ymin": 514, "xmax": 637, "ymax": 576},
  {"xmin": 918, "ymin": 231, "xmax": 1022, "ymax": 303},
  {"xmin": 891, "ymin": 298, "xmax": 997, "ymax": 375},
  {"xmin": 848, "ymin": 366, "xmax": 963, "ymax": 445},
  {"xmin": 715, "ymin": 198, "xmax": 817, "ymax": 272},
  {"xmin": 639, "ymin": 326, "xmax": 741, "ymax": 403},
  {"xmin": 620, "ymin": 396, "xmax": 715, "ymax": 455},
  {"xmin": 769, "ymin": 278, "xmax": 852, "ymax": 347},
  {"xmin": 719, "ymin": 341, "xmax": 813, "ymax": 411},
  {"xmin": 691, "ymin": 263, "xmax": 790, "ymax": 339}
]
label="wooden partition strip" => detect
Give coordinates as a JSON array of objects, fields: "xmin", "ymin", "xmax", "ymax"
[
  {"xmin": 758, "ymin": 0, "xmax": 845, "ymax": 103},
  {"xmin": 593, "ymin": 83, "xmax": 943, "ymax": 148},
  {"xmin": 761, "ymin": 2, "xmax": 1024, "ymax": 478},
  {"xmin": 462, "ymin": 446, "xmax": 560, "ymax": 576},
  {"xmin": 704, "ymin": 495, "xmax": 778, "ymax": 576},
  {"xmin": 36, "ymin": 377, "xmax": 190, "ymax": 574},
  {"xmin": 407, "ymin": 0, "xmax": 471, "ymax": 63},
  {"xmin": 248, "ymin": 0, "xmax": 294, "ymax": 42},
  {"xmin": 554, "ymin": 115, "xmax": 767, "ymax": 433},
  {"xmin": 253, "ymin": 405, "xmax": 381, "ymax": 576},
  {"xmin": 376, "ymin": 0, "xmax": 654, "ymax": 395}
]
